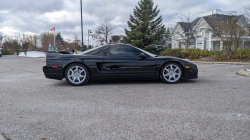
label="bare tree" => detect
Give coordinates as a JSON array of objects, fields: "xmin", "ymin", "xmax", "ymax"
[
  {"xmin": 73, "ymin": 33, "xmax": 81, "ymax": 50},
  {"xmin": 64, "ymin": 41, "xmax": 75, "ymax": 52},
  {"xmin": 20, "ymin": 33, "xmax": 31, "ymax": 55},
  {"xmin": 4, "ymin": 36, "xmax": 21, "ymax": 55},
  {"xmin": 243, "ymin": 5, "xmax": 250, "ymax": 21},
  {"xmin": 92, "ymin": 18, "xmax": 115, "ymax": 45},
  {"xmin": 22, "ymin": 41, "xmax": 29, "ymax": 55},
  {"xmin": 209, "ymin": 16, "xmax": 248, "ymax": 57},
  {"xmin": 177, "ymin": 10, "xmax": 194, "ymax": 23},
  {"xmin": 176, "ymin": 11, "xmax": 195, "ymax": 48},
  {"xmin": 2, "ymin": 35, "xmax": 11, "ymax": 50},
  {"xmin": 31, "ymin": 34, "xmax": 39, "ymax": 50},
  {"xmin": 40, "ymin": 32, "xmax": 54, "ymax": 52}
]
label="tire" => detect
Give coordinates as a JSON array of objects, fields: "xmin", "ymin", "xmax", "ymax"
[
  {"xmin": 160, "ymin": 62, "xmax": 183, "ymax": 84},
  {"xmin": 65, "ymin": 63, "xmax": 90, "ymax": 86}
]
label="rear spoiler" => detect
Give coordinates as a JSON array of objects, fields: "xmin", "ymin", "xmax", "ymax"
[{"xmin": 47, "ymin": 51, "xmax": 71, "ymax": 54}]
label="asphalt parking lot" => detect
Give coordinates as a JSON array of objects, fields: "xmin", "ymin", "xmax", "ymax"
[{"xmin": 0, "ymin": 57, "xmax": 250, "ymax": 140}]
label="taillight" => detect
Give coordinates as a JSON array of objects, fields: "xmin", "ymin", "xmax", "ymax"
[{"xmin": 52, "ymin": 66, "xmax": 58, "ymax": 69}]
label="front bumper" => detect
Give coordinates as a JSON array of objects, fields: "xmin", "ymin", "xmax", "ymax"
[
  {"xmin": 184, "ymin": 67, "xmax": 198, "ymax": 79},
  {"xmin": 43, "ymin": 66, "xmax": 63, "ymax": 80}
]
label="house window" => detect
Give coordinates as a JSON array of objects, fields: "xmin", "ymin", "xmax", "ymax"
[
  {"xmin": 173, "ymin": 43, "xmax": 177, "ymax": 48},
  {"xmin": 176, "ymin": 31, "xmax": 180, "ymax": 38},
  {"xmin": 197, "ymin": 41, "xmax": 203, "ymax": 49},
  {"xmin": 189, "ymin": 43, "xmax": 194, "ymax": 45},
  {"xmin": 200, "ymin": 28, "xmax": 205, "ymax": 37},
  {"xmin": 245, "ymin": 42, "xmax": 250, "ymax": 50}
]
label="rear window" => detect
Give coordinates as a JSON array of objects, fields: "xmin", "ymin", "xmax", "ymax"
[{"xmin": 79, "ymin": 45, "xmax": 106, "ymax": 55}]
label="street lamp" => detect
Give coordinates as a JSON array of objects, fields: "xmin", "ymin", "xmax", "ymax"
[{"xmin": 88, "ymin": 29, "xmax": 92, "ymax": 49}]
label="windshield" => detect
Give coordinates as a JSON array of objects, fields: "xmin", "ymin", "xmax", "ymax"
[
  {"xmin": 78, "ymin": 45, "xmax": 106, "ymax": 55},
  {"xmin": 131, "ymin": 46, "xmax": 157, "ymax": 57}
]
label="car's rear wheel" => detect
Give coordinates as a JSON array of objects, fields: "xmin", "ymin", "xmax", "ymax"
[
  {"xmin": 160, "ymin": 62, "xmax": 182, "ymax": 84},
  {"xmin": 65, "ymin": 63, "xmax": 90, "ymax": 86}
]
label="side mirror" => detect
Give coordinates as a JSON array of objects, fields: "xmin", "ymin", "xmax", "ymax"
[{"xmin": 139, "ymin": 53, "xmax": 146, "ymax": 60}]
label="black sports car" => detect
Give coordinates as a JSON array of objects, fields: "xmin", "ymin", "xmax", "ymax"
[{"xmin": 43, "ymin": 44, "xmax": 198, "ymax": 86}]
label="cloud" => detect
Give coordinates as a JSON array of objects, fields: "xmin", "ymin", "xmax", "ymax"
[{"xmin": 0, "ymin": 0, "xmax": 64, "ymax": 14}]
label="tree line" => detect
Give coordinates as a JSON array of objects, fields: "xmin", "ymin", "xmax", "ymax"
[
  {"xmin": 2, "ymin": 34, "xmax": 39, "ymax": 55},
  {"xmin": 1, "ymin": 32, "xmax": 92, "ymax": 54}
]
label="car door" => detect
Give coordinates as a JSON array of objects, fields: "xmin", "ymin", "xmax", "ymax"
[{"xmin": 102, "ymin": 45, "xmax": 157, "ymax": 75}]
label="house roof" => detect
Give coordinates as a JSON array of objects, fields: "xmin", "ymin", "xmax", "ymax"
[
  {"xmin": 177, "ymin": 14, "xmax": 244, "ymax": 32},
  {"xmin": 178, "ymin": 22, "xmax": 191, "ymax": 32},
  {"xmin": 203, "ymin": 14, "xmax": 243, "ymax": 29},
  {"xmin": 178, "ymin": 17, "xmax": 201, "ymax": 33}
]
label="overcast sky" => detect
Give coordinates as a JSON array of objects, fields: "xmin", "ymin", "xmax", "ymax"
[{"xmin": 0, "ymin": 0, "xmax": 249, "ymax": 45}]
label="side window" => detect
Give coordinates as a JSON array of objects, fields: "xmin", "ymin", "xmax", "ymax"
[{"xmin": 108, "ymin": 45, "xmax": 141, "ymax": 57}]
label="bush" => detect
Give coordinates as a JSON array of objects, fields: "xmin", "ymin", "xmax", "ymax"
[
  {"xmin": 1, "ymin": 50, "xmax": 16, "ymax": 55},
  {"xmin": 235, "ymin": 49, "xmax": 250, "ymax": 58},
  {"xmin": 161, "ymin": 48, "xmax": 250, "ymax": 60},
  {"xmin": 161, "ymin": 48, "xmax": 214, "ymax": 59},
  {"xmin": 161, "ymin": 48, "xmax": 185, "ymax": 58}
]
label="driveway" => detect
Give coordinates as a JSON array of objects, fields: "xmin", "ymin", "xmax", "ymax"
[{"xmin": 0, "ymin": 57, "xmax": 250, "ymax": 140}]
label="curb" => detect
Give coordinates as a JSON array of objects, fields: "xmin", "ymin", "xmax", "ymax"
[
  {"xmin": 238, "ymin": 69, "xmax": 250, "ymax": 77},
  {"xmin": 0, "ymin": 133, "xmax": 7, "ymax": 140},
  {"xmin": 191, "ymin": 61, "xmax": 250, "ymax": 65}
]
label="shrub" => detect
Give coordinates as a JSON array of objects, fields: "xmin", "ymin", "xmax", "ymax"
[
  {"xmin": 235, "ymin": 49, "xmax": 250, "ymax": 58},
  {"xmin": 162, "ymin": 48, "xmax": 216, "ymax": 59},
  {"xmin": 161, "ymin": 48, "xmax": 250, "ymax": 59},
  {"xmin": 161, "ymin": 48, "xmax": 185, "ymax": 58},
  {"xmin": 1, "ymin": 50, "xmax": 16, "ymax": 55}
]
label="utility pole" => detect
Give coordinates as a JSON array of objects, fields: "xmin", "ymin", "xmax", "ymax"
[{"xmin": 80, "ymin": 0, "xmax": 84, "ymax": 48}]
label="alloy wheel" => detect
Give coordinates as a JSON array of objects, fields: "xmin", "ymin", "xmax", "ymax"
[
  {"xmin": 162, "ymin": 64, "xmax": 182, "ymax": 83},
  {"xmin": 67, "ymin": 66, "xmax": 86, "ymax": 84}
]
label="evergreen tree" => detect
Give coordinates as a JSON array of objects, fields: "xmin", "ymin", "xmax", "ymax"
[
  {"xmin": 166, "ymin": 27, "xmax": 171, "ymax": 41},
  {"xmin": 56, "ymin": 32, "xmax": 64, "ymax": 46},
  {"xmin": 122, "ymin": 0, "xmax": 166, "ymax": 50},
  {"xmin": 166, "ymin": 27, "xmax": 172, "ymax": 49}
]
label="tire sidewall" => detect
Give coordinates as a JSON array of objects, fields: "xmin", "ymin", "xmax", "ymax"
[
  {"xmin": 65, "ymin": 63, "xmax": 90, "ymax": 86},
  {"xmin": 160, "ymin": 62, "xmax": 183, "ymax": 84}
]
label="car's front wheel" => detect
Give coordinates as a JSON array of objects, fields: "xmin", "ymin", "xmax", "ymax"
[
  {"xmin": 160, "ymin": 62, "xmax": 182, "ymax": 84},
  {"xmin": 65, "ymin": 63, "xmax": 90, "ymax": 86}
]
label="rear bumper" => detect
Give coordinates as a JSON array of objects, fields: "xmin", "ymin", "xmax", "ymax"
[{"xmin": 43, "ymin": 66, "xmax": 63, "ymax": 80}]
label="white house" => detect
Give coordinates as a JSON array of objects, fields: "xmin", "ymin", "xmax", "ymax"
[{"xmin": 171, "ymin": 9, "xmax": 250, "ymax": 50}]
